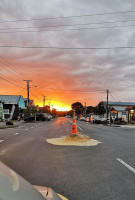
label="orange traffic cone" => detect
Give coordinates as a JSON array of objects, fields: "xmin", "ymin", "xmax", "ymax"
[{"xmin": 71, "ymin": 111, "xmax": 78, "ymax": 134}]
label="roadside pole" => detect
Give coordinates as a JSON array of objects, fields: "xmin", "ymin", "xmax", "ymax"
[
  {"xmin": 43, "ymin": 95, "xmax": 47, "ymax": 107},
  {"xmin": 106, "ymin": 89, "xmax": 109, "ymax": 123},
  {"xmin": 24, "ymin": 80, "xmax": 32, "ymax": 106},
  {"xmin": 85, "ymin": 102, "xmax": 86, "ymax": 117}
]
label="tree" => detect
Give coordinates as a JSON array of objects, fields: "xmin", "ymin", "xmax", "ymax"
[
  {"xmin": 94, "ymin": 102, "xmax": 106, "ymax": 115},
  {"xmin": 71, "ymin": 102, "xmax": 83, "ymax": 115},
  {"xmin": 24, "ymin": 106, "xmax": 38, "ymax": 121},
  {"xmin": 86, "ymin": 106, "xmax": 94, "ymax": 114},
  {"xmin": 51, "ymin": 108, "xmax": 57, "ymax": 116},
  {"xmin": 41, "ymin": 105, "xmax": 50, "ymax": 113}
]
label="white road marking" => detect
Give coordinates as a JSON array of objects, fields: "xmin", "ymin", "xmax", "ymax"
[
  {"xmin": 31, "ymin": 127, "xmax": 34, "ymax": 128},
  {"xmin": 117, "ymin": 158, "xmax": 135, "ymax": 174},
  {"xmin": 68, "ymin": 120, "xmax": 82, "ymax": 130},
  {"xmin": 14, "ymin": 133, "xmax": 19, "ymax": 135},
  {"xmin": 25, "ymin": 129, "xmax": 29, "ymax": 131},
  {"xmin": 0, "ymin": 140, "xmax": 4, "ymax": 143},
  {"xmin": 77, "ymin": 125, "xmax": 82, "ymax": 131}
]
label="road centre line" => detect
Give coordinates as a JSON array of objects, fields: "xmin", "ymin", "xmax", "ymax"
[
  {"xmin": 117, "ymin": 158, "xmax": 135, "ymax": 174},
  {"xmin": 0, "ymin": 140, "xmax": 4, "ymax": 143},
  {"xmin": 25, "ymin": 129, "xmax": 29, "ymax": 130},
  {"xmin": 14, "ymin": 133, "xmax": 20, "ymax": 135},
  {"xmin": 68, "ymin": 119, "xmax": 82, "ymax": 131}
]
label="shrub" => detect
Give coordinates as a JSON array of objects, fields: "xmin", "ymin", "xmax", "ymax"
[{"xmin": 6, "ymin": 121, "xmax": 14, "ymax": 125}]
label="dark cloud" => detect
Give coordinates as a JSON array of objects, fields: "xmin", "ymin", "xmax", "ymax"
[{"xmin": 0, "ymin": 0, "xmax": 135, "ymax": 105}]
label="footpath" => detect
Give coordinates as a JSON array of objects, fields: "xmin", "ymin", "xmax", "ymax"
[{"xmin": 0, "ymin": 120, "xmax": 25, "ymax": 129}]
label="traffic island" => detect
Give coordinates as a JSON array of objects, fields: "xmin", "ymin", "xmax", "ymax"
[
  {"xmin": 47, "ymin": 134, "xmax": 101, "ymax": 146},
  {"xmin": 46, "ymin": 111, "xmax": 101, "ymax": 147}
]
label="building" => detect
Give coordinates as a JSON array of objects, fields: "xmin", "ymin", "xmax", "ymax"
[
  {"xmin": 126, "ymin": 106, "xmax": 135, "ymax": 124},
  {"xmin": 103, "ymin": 101, "xmax": 135, "ymax": 123},
  {"xmin": 23, "ymin": 98, "xmax": 35, "ymax": 107},
  {"xmin": 0, "ymin": 95, "xmax": 26, "ymax": 120}
]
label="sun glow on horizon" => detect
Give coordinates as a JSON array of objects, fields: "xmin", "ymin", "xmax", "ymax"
[
  {"xmin": 53, "ymin": 106, "xmax": 70, "ymax": 111},
  {"xmin": 37, "ymin": 100, "xmax": 71, "ymax": 111}
]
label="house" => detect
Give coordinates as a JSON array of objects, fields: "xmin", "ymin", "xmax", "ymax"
[
  {"xmin": 103, "ymin": 101, "xmax": 135, "ymax": 123},
  {"xmin": 23, "ymin": 98, "xmax": 35, "ymax": 107},
  {"xmin": 0, "ymin": 95, "xmax": 26, "ymax": 120}
]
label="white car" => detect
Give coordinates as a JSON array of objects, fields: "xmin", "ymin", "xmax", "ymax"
[
  {"xmin": 0, "ymin": 161, "xmax": 68, "ymax": 200},
  {"xmin": 79, "ymin": 116, "xmax": 86, "ymax": 121}
]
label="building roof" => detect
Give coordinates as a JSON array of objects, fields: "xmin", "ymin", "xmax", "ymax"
[
  {"xmin": 103, "ymin": 101, "xmax": 135, "ymax": 107},
  {"xmin": 111, "ymin": 106, "xmax": 126, "ymax": 111},
  {"xmin": 0, "ymin": 95, "xmax": 22, "ymax": 105}
]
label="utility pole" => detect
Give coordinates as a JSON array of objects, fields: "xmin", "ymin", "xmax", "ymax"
[
  {"xmin": 106, "ymin": 89, "xmax": 109, "ymax": 121},
  {"xmin": 48, "ymin": 102, "xmax": 51, "ymax": 111},
  {"xmin": 43, "ymin": 95, "xmax": 47, "ymax": 107},
  {"xmin": 85, "ymin": 102, "xmax": 86, "ymax": 117},
  {"xmin": 24, "ymin": 80, "xmax": 32, "ymax": 106}
]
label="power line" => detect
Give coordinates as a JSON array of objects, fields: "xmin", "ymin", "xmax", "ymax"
[
  {"xmin": 2, "ymin": 23, "xmax": 135, "ymax": 33},
  {"xmin": 0, "ymin": 45, "xmax": 135, "ymax": 50},
  {"xmin": 15, "ymin": 86, "xmax": 26, "ymax": 95},
  {"xmin": 0, "ymin": 63, "xmax": 24, "ymax": 86},
  {"xmin": 1, "ymin": 19, "xmax": 135, "ymax": 31},
  {"xmin": 0, "ymin": 56, "xmax": 24, "ymax": 78},
  {"xmin": 30, "ymin": 91, "xmax": 43, "ymax": 101},
  {"xmin": 0, "ymin": 10, "xmax": 135, "ymax": 23},
  {"xmin": 0, "ymin": 76, "xmax": 23, "ymax": 88},
  {"xmin": 0, "ymin": 70, "xmax": 21, "ymax": 84},
  {"xmin": 109, "ymin": 91, "xmax": 121, "ymax": 105}
]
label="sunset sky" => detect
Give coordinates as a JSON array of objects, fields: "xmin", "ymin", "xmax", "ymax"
[{"xmin": 0, "ymin": 0, "xmax": 135, "ymax": 110}]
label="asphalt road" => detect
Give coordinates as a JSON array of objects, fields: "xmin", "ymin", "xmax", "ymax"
[{"xmin": 0, "ymin": 117, "xmax": 135, "ymax": 200}]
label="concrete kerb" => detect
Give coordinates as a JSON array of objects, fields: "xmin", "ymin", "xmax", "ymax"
[{"xmin": 0, "ymin": 125, "xmax": 18, "ymax": 129}]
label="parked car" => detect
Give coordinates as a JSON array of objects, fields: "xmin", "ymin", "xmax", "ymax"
[
  {"xmin": 45, "ymin": 113, "xmax": 52, "ymax": 121},
  {"xmin": 36, "ymin": 113, "xmax": 48, "ymax": 121},
  {"xmin": 0, "ymin": 161, "xmax": 68, "ymax": 200},
  {"xmin": 100, "ymin": 117, "xmax": 109, "ymax": 124},
  {"xmin": 79, "ymin": 116, "xmax": 86, "ymax": 121},
  {"xmin": 85, "ymin": 117, "xmax": 90, "ymax": 122},
  {"xmin": 24, "ymin": 113, "xmax": 35, "ymax": 122},
  {"xmin": 90, "ymin": 115, "xmax": 102, "ymax": 124}
]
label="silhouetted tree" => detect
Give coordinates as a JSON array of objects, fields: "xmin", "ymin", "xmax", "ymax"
[
  {"xmin": 94, "ymin": 102, "xmax": 106, "ymax": 115},
  {"xmin": 71, "ymin": 102, "xmax": 83, "ymax": 115},
  {"xmin": 86, "ymin": 106, "xmax": 94, "ymax": 114}
]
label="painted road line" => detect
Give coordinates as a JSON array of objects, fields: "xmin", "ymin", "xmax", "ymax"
[
  {"xmin": 0, "ymin": 140, "xmax": 4, "ymax": 143},
  {"xmin": 68, "ymin": 120, "xmax": 82, "ymax": 131},
  {"xmin": 117, "ymin": 158, "xmax": 135, "ymax": 174},
  {"xmin": 14, "ymin": 133, "xmax": 20, "ymax": 135},
  {"xmin": 25, "ymin": 129, "xmax": 29, "ymax": 130}
]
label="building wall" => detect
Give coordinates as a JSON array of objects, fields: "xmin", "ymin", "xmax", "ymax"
[{"xmin": 18, "ymin": 96, "xmax": 25, "ymax": 108}]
